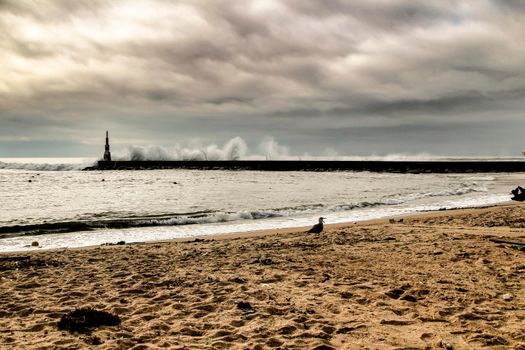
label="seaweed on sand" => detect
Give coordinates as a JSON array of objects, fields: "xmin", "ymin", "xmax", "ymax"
[
  {"xmin": 57, "ymin": 307, "xmax": 121, "ymax": 334},
  {"xmin": 0, "ymin": 257, "xmax": 61, "ymax": 271}
]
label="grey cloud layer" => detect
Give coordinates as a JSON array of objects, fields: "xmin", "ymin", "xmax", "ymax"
[{"xmin": 1, "ymin": 0, "xmax": 524, "ymax": 155}]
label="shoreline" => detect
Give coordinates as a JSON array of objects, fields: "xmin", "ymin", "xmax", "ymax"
[
  {"xmin": 0, "ymin": 201, "xmax": 516, "ymax": 256},
  {"xmin": 1, "ymin": 202, "xmax": 524, "ymax": 349}
]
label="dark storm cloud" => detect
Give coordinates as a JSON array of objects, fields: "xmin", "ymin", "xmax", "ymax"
[
  {"xmin": 358, "ymin": 89, "xmax": 525, "ymax": 116},
  {"xmin": 1, "ymin": 0, "xmax": 525, "ymax": 156},
  {"xmin": 284, "ymin": 0, "xmax": 460, "ymax": 30},
  {"xmin": 491, "ymin": 0, "xmax": 525, "ymax": 12}
]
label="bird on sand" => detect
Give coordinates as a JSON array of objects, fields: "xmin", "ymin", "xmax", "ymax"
[{"xmin": 308, "ymin": 217, "xmax": 325, "ymax": 233}]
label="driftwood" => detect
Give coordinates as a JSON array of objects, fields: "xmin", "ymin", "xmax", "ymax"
[
  {"xmin": 489, "ymin": 238, "xmax": 525, "ymax": 246},
  {"xmin": 0, "ymin": 256, "xmax": 30, "ymax": 262}
]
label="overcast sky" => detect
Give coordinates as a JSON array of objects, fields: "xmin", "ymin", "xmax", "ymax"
[{"xmin": 1, "ymin": 0, "xmax": 525, "ymax": 157}]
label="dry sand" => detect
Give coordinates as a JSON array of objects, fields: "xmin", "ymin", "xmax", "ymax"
[{"xmin": 1, "ymin": 204, "xmax": 524, "ymax": 349}]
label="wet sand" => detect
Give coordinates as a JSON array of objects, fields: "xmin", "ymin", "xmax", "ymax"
[{"xmin": 1, "ymin": 204, "xmax": 524, "ymax": 349}]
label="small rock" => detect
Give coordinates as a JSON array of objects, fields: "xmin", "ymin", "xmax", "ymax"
[
  {"xmin": 31, "ymin": 241, "xmax": 39, "ymax": 247},
  {"xmin": 502, "ymin": 293, "xmax": 513, "ymax": 301},
  {"xmin": 261, "ymin": 258, "xmax": 273, "ymax": 265},
  {"xmin": 237, "ymin": 301, "xmax": 255, "ymax": 314},
  {"xmin": 389, "ymin": 219, "xmax": 395, "ymax": 224},
  {"xmin": 439, "ymin": 339, "xmax": 454, "ymax": 349},
  {"xmin": 237, "ymin": 301, "xmax": 252, "ymax": 309}
]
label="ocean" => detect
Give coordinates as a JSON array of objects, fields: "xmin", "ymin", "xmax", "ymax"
[{"xmin": 0, "ymin": 157, "xmax": 522, "ymax": 253}]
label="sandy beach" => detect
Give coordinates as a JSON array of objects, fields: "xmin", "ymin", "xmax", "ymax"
[{"xmin": 1, "ymin": 204, "xmax": 524, "ymax": 349}]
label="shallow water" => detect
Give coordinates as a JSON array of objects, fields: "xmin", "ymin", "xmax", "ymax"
[{"xmin": 0, "ymin": 158, "xmax": 522, "ymax": 252}]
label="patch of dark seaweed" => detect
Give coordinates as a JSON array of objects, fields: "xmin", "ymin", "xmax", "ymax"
[
  {"xmin": 0, "ymin": 258, "xmax": 61, "ymax": 272},
  {"xmin": 58, "ymin": 307, "xmax": 121, "ymax": 334}
]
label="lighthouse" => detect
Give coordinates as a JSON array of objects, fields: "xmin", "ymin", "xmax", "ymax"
[{"xmin": 103, "ymin": 131, "xmax": 112, "ymax": 161}]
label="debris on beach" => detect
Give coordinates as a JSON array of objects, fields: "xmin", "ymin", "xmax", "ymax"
[
  {"xmin": 511, "ymin": 186, "xmax": 525, "ymax": 201},
  {"xmin": 0, "ymin": 257, "xmax": 60, "ymax": 271},
  {"xmin": 237, "ymin": 301, "xmax": 256, "ymax": 314},
  {"xmin": 101, "ymin": 241, "xmax": 126, "ymax": 246},
  {"xmin": 0, "ymin": 256, "xmax": 30, "ymax": 262},
  {"xmin": 488, "ymin": 238, "xmax": 525, "ymax": 251},
  {"xmin": 502, "ymin": 293, "xmax": 513, "ymax": 301},
  {"xmin": 438, "ymin": 339, "xmax": 454, "ymax": 349},
  {"xmin": 58, "ymin": 307, "xmax": 121, "ymax": 334}
]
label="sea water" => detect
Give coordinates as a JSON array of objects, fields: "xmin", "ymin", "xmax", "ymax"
[{"xmin": 0, "ymin": 157, "xmax": 522, "ymax": 252}]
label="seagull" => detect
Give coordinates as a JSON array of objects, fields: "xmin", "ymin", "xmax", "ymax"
[{"xmin": 308, "ymin": 217, "xmax": 325, "ymax": 233}]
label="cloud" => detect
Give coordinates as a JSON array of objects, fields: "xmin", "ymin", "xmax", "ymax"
[{"xmin": 1, "ymin": 0, "xmax": 525, "ymax": 156}]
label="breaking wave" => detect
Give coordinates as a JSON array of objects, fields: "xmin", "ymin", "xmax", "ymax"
[
  {"xmin": 0, "ymin": 160, "xmax": 93, "ymax": 171},
  {"xmin": 1, "ymin": 136, "xmax": 519, "ymax": 171},
  {"xmin": 0, "ymin": 182, "xmax": 486, "ymax": 238},
  {"xmin": 334, "ymin": 182, "xmax": 486, "ymax": 211},
  {"xmin": 121, "ymin": 137, "xmax": 249, "ymax": 161},
  {"xmin": 114, "ymin": 136, "xmax": 516, "ymax": 162}
]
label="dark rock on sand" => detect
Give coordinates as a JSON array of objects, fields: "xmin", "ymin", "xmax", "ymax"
[{"xmin": 237, "ymin": 301, "xmax": 256, "ymax": 314}]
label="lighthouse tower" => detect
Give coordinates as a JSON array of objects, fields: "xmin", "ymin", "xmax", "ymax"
[{"xmin": 103, "ymin": 130, "xmax": 112, "ymax": 161}]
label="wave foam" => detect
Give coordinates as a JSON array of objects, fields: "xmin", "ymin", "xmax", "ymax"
[
  {"xmin": 122, "ymin": 137, "xmax": 249, "ymax": 161},
  {"xmin": 334, "ymin": 182, "xmax": 486, "ymax": 210},
  {"xmin": 0, "ymin": 182, "xmax": 487, "ymax": 238},
  {"xmin": 0, "ymin": 161, "xmax": 92, "ymax": 171}
]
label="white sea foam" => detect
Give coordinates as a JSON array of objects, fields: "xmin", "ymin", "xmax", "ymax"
[
  {"xmin": 1, "ymin": 134, "xmax": 522, "ymax": 170},
  {"xmin": 121, "ymin": 137, "xmax": 249, "ymax": 161},
  {"xmin": 0, "ymin": 158, "xmax": 96, "ymax": 171},
  {"xmin": 0, "ymin": 163, "xmax": 522, "ymax": 252},
  {"xmin": 0, "ymin": 192, "xmax": 510, "ymax": 253},
  {"xmin": 108, "ymin": 136, "xmax": 525, "ymax": 161}
]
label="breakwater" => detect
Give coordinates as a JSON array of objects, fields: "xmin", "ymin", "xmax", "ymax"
[{"xmin": 85, "ymin": 160, "xmax": 525, "ymax": 173}]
